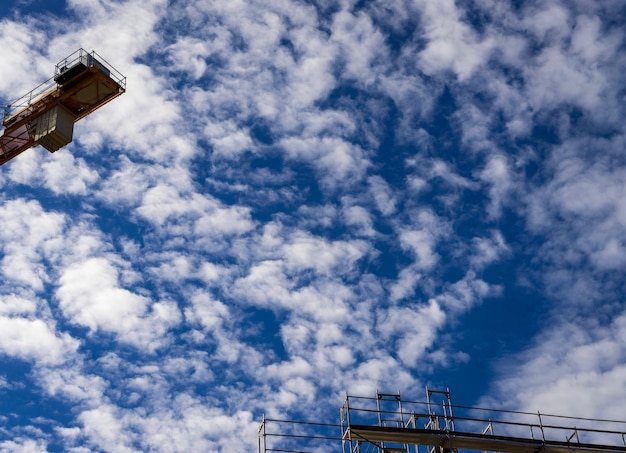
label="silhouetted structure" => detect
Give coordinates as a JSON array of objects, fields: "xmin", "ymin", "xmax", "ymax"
[
  {"xmin": 0, "ymin": 49, "xmax": 125, "ymax": 165},
  {"xmin": 259, "ymin": 388, "xmax": 626, "ymax": 453}
]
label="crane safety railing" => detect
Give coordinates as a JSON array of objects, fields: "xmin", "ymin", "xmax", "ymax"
[
  {"xmin": 341, "ymin": 394, "xmax": 626, "ymax": 453},
  {"xmin": 3, "ymin": 49, "xmax": 126, "ymax": 122},
  {"xmin": 2, "ymin": 76, "xmax": 57, "ymax": 123},
  {"xmin": 55, "ymin": 48, "xmax": 126, "ymax": 89}
]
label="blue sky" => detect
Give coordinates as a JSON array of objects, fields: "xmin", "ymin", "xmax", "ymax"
[{"xmin": 0, "ymin": 0, "xmax": 625, "ymax": 451}]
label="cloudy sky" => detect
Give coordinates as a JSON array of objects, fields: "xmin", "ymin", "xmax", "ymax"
[{"xmin": 0, "ymin": 0, "xmax": 625, "ymax": 451}]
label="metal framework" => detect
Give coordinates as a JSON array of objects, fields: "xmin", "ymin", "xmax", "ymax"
[
  {"xmin": 258, "ymin": 389, "xmax": 626, "ymax": 453},
  {"xmin": 0, "ymin": 49, "xmax": 126, "ymax": 165}
]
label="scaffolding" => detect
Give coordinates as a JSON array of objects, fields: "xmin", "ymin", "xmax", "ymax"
[{"xmin": 259, "ymin": 389, "xmax": 626, "ymax": 453}]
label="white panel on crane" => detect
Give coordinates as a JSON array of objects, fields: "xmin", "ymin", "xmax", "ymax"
[{"xmin": 30, "ymin": 106, "xmax": 75, "ymax": 153}]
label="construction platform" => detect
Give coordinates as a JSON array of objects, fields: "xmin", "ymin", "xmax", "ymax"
[
  {"xmin": 344, "ymin": 424, "xmax": 626, "ymax": 453},
  {"xmin": 258, "ymin": 389, "xmax": 626, "ymax": 453}
]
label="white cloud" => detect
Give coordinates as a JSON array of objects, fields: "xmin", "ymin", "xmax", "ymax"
[
  {"xmin": 523, "ymin": 138, "xmax": 626, "ymax": 278},
  {"xmin": 0, "ymin": 22, "xmax": 47, "ymax": 97},
  {"xmin": 234, "ymin": 259, "xmax": 354, "ymax": 323},
  {"xmin": 0, "ymin": 316, "xmax": 78, "ymax": 365},
  {"xmin": 368, "ymin": 176, "xmax": 397, "ymax": 216},
  {"xmin": 347, "ymin": 357, "xmax": 416, "ymax": 396},
  {"xmin": 431, "ymin": 160, "xmax": 478, "ymax": 190},
  {"xmin": 376, "ymin": 300, "xmax": 446, "ymax": 367},
  {"xmin": 330, "ymin": 9, "xmax": 388, "ymax": 83},
  {"xmin": 417, "ymin": 0, "xmax": 495, "ymax": 81},
  {"xmin": 41, "ymin": 151, "xmax": 100, "ymax": 195},
  {"xmin": 0, "ymin": 439, "xmax": 49, "ymax": 453},
  {"xmin": 282, "ymin": 232, "xmax": 368, "ymax": 274},
  {"xmin": 389, "ymin": 267, "xmax": 423, "ymax": 302},
  {"xmin": 128, "ymin": 402, "xmax": 257, "ymax": 453},
  {"xmin": 96, "ymin": 157, "xmax": 157, "ymax": 207},
  {"xmin": 77, "ymin": 405, "xmax": 138, "ymax": 453},
  {"xmin": 60, "ymin": 0, "xmax": 167, "ymax": 63},
  {"xmin": 57, "ymin": 257, "xmax": 181, "ymax": 351},
  {"xmin": 166, "ymin": 37, "xmax": 212, "ymax": 80},
  {"xmin": 489, "ymin": 315, "xmax": 626, "ymax": 422},
  {"xmin": 434, "ymin": 272, "xmax": 498, "ymax": 313},
  {"xmin": 38, "ymin": 366, "xmax": 107, "ymax": 404},
  {"xmin": 470, "ymin": 230, "xmax": 509, "ymax": 269},
  {"xmin": 480, "ymin": 154, "xmax": 513, "ymax": 219},
  {"xmin": 342, "ymin": 201, "xmax": 376, "ymax": 236},
  {"xmin": 0, "ymin": 199, "xmax": 65, "ymax": 291},
  {"xmin": 521, "ymin": 3, "xmax": 572, "ymax": 43},
  {"xmin": 280, "ymin": 136, "xmax": 370, "ymax": 188},
  {"xmin": 0, "ymin": 146, "xmax": 99, "ymax": 195},
  {"xmin": 185, "ymin": 292, "xmax": 229, "ymax": 332},
  {"xmin": 398, "ymin": 210, "xmax": 445, "ymax": 270},
  {"xmin": 205, "ymin": 120, "xmax": 254, "ymax": 158},
  {"xmin": 526, "ymin": 45, "xmax": 605, "ymax": 111},
  {"xmin": 0, "ymin": 294, "xmax": 38, "ymax": 316},
  {"xmin": 79, "ymin": 62, "xmax": 194, "ymax": 163}
]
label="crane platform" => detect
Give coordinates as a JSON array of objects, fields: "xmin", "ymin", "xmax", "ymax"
[{"xmin": 0, "ymin": 49, "xmax": 125, "ymax": 166}]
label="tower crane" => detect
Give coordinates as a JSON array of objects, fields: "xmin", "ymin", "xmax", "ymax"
[{"xmin": 0, "ymin": 49, "xmax": 126, "ymax": 166}]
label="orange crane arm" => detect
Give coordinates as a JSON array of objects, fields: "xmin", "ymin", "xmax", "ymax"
[{"xmin": 0, "ymin": 49, "xmax": 126, "ymax": 166}]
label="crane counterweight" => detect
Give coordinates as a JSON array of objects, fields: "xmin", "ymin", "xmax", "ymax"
[{"xmin": 0, "ymin": 49, "xmax": 126, "ymax": 166}]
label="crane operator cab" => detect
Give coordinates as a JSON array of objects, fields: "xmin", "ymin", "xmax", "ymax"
[
  {"xmin": 31, "ymin": 50, "xmax": 123, "ymax": 153},
  {"xmin": 52, "ymin": 49, "xmax": 122, "ymax": 111}
]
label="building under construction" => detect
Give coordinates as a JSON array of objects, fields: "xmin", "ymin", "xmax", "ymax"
[{"xmin": 258, "ymin": 388, "xmax": 626, "ymax": 453}]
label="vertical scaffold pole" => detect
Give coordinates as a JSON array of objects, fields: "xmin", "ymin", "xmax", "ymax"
[
  {"xmin": 538, "ymin": 412, "xmax": 546, "ymax": 444},
  {"xmin": 342, "ymin": 394, "xmax": 352, "ymax": 453},
  {"xmin": 258, "ymin": 415, "xmax": 266, "ymax": 453},
  {"xmin": 446, "ymin": 388, "xmax": 454, "ymax": 432}
]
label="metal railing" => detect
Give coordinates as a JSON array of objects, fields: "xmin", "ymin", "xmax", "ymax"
[
  {"xmin": 55, "ymin": 48, "xmax": 127, "ymax": 89},
  {"xmin": 258, "ymin": 393, "xmax": 626, "ymax": 453},
  {"xmin": 3, "ymin": 49, "xmax": 126, "ymax": 123},
  {"xmin": 259, "ymin": 417, "xmax": 344, "ymax": 453},
  {"xmin": 3, "ymin": 76, "xmax": 57, "ymax": 123},
  {"xmin": 341, "ymin": 394, "xmax": 626, "ymax": 453}
]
